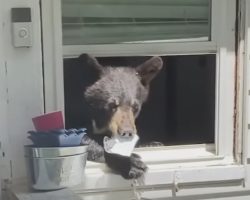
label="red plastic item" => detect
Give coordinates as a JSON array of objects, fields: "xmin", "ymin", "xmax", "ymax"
[{"xmin": 32, "ymin": 111, "xmax": 64, "ymax": 131}]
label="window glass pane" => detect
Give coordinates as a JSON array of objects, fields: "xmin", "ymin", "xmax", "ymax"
[{"xmin": 61, "ymin": 0, "xmax": 211, "ymax": 45}]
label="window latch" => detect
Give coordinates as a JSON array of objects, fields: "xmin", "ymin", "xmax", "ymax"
[{"xmin": 172, "ymin": 171, "xmax": 181, "ymax": 196}]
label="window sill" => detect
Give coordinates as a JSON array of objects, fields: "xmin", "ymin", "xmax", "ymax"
[
  {"xmin": 75, "ymin": 144, "xmax": 243, "ymax": 193},
  {"xmin": 7, "ymin": 144, "xmax": 243, "ymax": 197},
  {"xmin": 86, "ymin": 143, "xmax": 233, "ymax": 172},
  {"xmin": 73, "ymin": 164, "xmax": 244, "ymax": 195}
]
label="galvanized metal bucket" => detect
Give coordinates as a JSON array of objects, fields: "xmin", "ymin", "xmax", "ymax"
[{"xmin": 24, "ymin": 145, "xmax": 88, "ymax": 190}]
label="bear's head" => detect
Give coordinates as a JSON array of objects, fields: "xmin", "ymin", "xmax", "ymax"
[{"xmin": 83, "ymin": 54, "xmax": 163, "ymax": 138}]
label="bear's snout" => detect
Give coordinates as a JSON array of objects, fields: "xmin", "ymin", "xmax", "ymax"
[{"xmin": 109, "ymin": 106, "xmax": 137, "ymax": 138}]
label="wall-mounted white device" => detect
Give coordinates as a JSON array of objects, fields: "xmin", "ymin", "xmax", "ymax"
[{"xmin": 11, "ymin": 8, "xmax": 32, "ymax": 47}]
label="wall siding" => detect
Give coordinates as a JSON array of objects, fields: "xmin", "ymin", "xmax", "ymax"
[{"xmin": 0, "ymin": 0, "xmax": 43, "ymax": 180}]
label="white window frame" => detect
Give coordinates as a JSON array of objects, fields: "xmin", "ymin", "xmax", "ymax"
[
  {"xmin": 246, "ymin": 0, "xmax": 250, "ymax": 160},
  {"xmin": 41, "ymin": 0, "xmax": 247, "ymax": 194}
]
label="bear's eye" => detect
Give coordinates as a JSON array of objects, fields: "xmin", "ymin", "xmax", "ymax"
[
  {"xmin": 132, "ymin": 103, "xmax": 139, "ymax": 113},
  {"xmin": 109, "ymin": 100, "xmax": 119, "ymax": 112}
]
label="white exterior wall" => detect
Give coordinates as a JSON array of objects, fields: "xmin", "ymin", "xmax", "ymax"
[
  {"xmin": 1, "ymin": 0, "xmax": 250, "ymax": 200},
  {"xmin": 0, "ymin": 1, "xmax": 8, "ymax": 198},
  {"xmin": 0, "ymin": 0, "xmax": 43, "ymax": 182}
]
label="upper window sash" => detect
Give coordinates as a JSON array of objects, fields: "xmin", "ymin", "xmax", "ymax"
[
  {"xmin": 60, "ymin": 0, "xmax": 230, "ymax": 57},
  {"xmin": 61, "ymin": 0, "xmax": 211, "ymax": 45}
]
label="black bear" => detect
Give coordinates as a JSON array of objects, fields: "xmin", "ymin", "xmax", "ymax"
[{"xmin": 64, "ymin": 54, "xmax": 163, "ymax": 179}]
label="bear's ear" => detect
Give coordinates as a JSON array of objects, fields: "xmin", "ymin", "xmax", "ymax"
[
  {"xmin": 79, "ymin": 54, "xmax": 103, "ymax": 74},
  {"xmin": 136, "ymin": 56, "xmax": 163, "ymax": 86}
]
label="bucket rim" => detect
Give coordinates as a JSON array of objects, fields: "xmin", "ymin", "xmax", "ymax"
[{"xmin": 24, "ymin": 145, "xmax": 88, "ymax": 158}]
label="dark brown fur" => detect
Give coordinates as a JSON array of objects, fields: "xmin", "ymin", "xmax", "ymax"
[{"xmin": 79, "ymin": 54, "xmax": 163, "ymax": 179}]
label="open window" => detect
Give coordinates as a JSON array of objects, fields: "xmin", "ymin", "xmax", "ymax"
[
  {"xmin": 41, "ymin": 0, "xmax": 246, "ymax": 197},
  {"xmin": 64, "ymin": 54, "xmax": 216, "ymax": 146}
]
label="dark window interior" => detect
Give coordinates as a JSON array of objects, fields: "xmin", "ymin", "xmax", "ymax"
[{"xmin": 64, "ymin": 54, "xmax": 215, "ymax": 145}]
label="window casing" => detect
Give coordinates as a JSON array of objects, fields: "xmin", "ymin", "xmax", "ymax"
[{"xmin": 41, "ymin": 0, "xmax": 246, "ymax": 195}]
